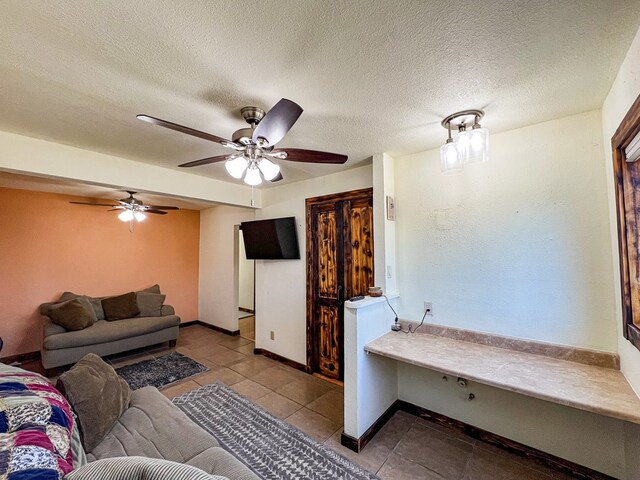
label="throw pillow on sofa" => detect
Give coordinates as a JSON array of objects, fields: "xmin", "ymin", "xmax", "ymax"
[
  {"xmin": 136, "ymin": 292, "xmax": 166, "ymax": 317},
  {"xmin": 140, "ymin": 283, "xmax": 161, "ymax": 294},
  {"xmin": 60, "ymin": 292, "xmax": 105, "ymax": 321},
  {"xmin": 47, "ymin": 299, "xmax": 95, "ymax": 331},
  {"xmin": 65, "ymin": 456, "xmax": 229, "ymax": 480},
  {"xmin": 101, "ymin": 292, "xmax": 140, "ymax": 321},
  {"xmin": 56, "ymin": 353, "xmax": 131, "ymax": 453}
]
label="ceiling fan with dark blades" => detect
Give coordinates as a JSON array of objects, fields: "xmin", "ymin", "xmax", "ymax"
[
  {"xmin": 70, "ymin": 191, "xmax": 179, "ymax": 223},
  {"xmin": 137, "ymin": 98, "xmax": 348, "ymax": 186}
]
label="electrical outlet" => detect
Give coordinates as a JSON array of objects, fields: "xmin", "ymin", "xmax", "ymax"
[
  {"xmin": 386, "ymin": 265, "xmax": 393, "ymax": 279},
  {"xmin": 270, "ymin": 331, "xmax": 275, "ymax": 341},
  {"xmin": 424, "ymin": 302, "xmax": 433, "ymax": 316}
]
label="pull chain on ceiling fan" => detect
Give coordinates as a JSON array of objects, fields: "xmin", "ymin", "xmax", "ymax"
[{"xmin": 137, "ymin": 98, "xmax": 348, "ymax": 186}]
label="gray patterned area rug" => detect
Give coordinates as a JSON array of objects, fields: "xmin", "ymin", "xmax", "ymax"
[
  {"xmin": 115, "ymin": 352, "xmax": 209, "ymax": 390},
  {"xmin": 173, "ymin": 382, "xmax": 379, "ymax": 480}
]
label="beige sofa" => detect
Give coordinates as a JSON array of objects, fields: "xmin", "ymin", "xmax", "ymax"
[
  {"xmin": 87, "ymin": 385, "xmax": 258, "ymax": 479},
  {"xmin": 40, "ymin": 302, "xmax": 180, "ymax": 372}
]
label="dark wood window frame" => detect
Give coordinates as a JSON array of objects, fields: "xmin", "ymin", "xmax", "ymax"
[{"xmin": 612, "ymin": 93, "xmax": 640, "ymax": 350}]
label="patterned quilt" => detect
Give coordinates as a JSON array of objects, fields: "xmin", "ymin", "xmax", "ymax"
[{"xmin": 0, "ymin": 369, "xmax": 75, "ymax": 479}]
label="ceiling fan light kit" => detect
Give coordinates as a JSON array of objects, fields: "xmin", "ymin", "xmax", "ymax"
[
  {"xmin": 70, "ymin": 191, "xmax": 178, "ymax": 230},
  {"xmin": 440, "ymin": 109, "xmax": 489, "ymax": 175},
  {"xmin": 137, "ymin": 98, "xmax": 348, "ymax": 186}
]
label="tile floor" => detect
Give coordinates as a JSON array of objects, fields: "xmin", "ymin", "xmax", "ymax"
[
  {"xmin": 239, "ymin": 314, "xmax": 255, "ymax": 340},
  {"xmin": 23, "ymin": 324, "xmax": 576, "ymax": 479}
]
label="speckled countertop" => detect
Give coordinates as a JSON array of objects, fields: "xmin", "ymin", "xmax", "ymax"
[{"xmin": 365, "ymin": 331, "xmax": 640, "ymax": 425}]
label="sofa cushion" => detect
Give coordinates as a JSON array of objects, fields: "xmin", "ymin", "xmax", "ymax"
[
  {"xmin": 43, "ymin": 318, "xmax": 67, "ymax": 337},
  {"xmin": 59, "ymin": 292, "xmax": 104, "ymax": 321},
  {"xmin": 44, "ymin": 315, "xmax": 181, "ymax": 350},
  {"xmin": 47, "ymin": 299, "xmax": 94, "ymax": 331},
  {"xmin": 89, "ymin": 386, "xmax": 218, "ymax": 459},
  {"xmin": 66, "ymin": 456, "xmax": 229, "ymax": 480},
  {"xmin": 102, "ymin": 292, "xmax": 140, "ymax": 321},
  {"xmin": 57, "ymin": 354, "xmax": 131, "ymax": 453},
  {"xmin": 136, "ymin": 292, "xmax": 166, "ymax": 317},
  {"xmin": 87, "ymin": 387, "xmax": 258, "ymax": 479}
]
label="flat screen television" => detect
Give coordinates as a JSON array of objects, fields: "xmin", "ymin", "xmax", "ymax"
[{"xmin": 240, "ymin": 217, "xmax": 300, "ymax": 260}]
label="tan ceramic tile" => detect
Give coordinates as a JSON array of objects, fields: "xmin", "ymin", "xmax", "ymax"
[
  {"xmin": 394, "ymin": 423, "xmax": 473, "ymax": 479},
  {"xmin": 205, "ymin": 349, "xmax": 247, "ymax": 366},
  {"xmin": 472, "ymin": 443, "xmax": 570, "ymax": 480},
  {"xmin": 306, "ymin": 389, "xmax": 344, "ymax": 424},
  {"xmin": 230, "ymin": 379, "xmax": 271, "ymax": 400},
  {"xmin": 463, "ymin": 446, "xmax": 554, "ymax": 480},
  {"xmin": 378, "ymin": 453, "xmax": 445, "ymax": 480},
  {"xmin": 254, "ymin": 392, "xmax": 303, "ymax": 419},
  {"xmin": 285, "ymin": 408, "xmax": 340, "ymax": 443},
  {"xmin": 371, "ymin": 411, "xmax": 416, "ymax": 450},
  {"xmin": 228, "ymin": 355, "xmax": 278, "ymax": 377},
  {"xmin": 181, "ymin": 329, "xmax": 227, "ymax": 345},
  {"xmin": 160, "ymin": 380, "xmax": 200, "ymax": 399},
  {"xmin": 218, "ymin": 336, "xmax": 253, "ymax": 349},
  {"xmin": 276, "ymin": 378, "xmax": 332, "ymax": 405},
  {"xmin": 182, "ymin": 334, "xmax": 221, "ymax": 346},
  {"xmin": 234, "ymin": 343, "xmax": 256, "ymax": 355},
  {"xmin": 182, "ymin": 342, "xmax": 231, "ymax": 358},
  {"xmin": 324, "ymin": 428, "xmax": 392, "ymax": 474},
  {"xmin": 251, "ymin": 366, "xmax": 300, "ymax": 390},
  {"xmin": 193, "ymin": 366, "xmax": 245, "ymax": 387}
]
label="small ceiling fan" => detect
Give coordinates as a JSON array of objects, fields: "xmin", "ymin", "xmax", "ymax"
[
  {"xmin": 70, "ymin": 191, "xmax": 179, "ymax": 223},
  {"xmin": 137, "ymin": 98, "xmax": 348, "ymax": 186}
]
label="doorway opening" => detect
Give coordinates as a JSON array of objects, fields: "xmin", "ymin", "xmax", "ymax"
[{"xmin": 238, "ymin": 228, "xmax": 255, "ymax": 340}]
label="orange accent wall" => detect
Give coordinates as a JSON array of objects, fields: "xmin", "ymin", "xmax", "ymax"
[{"xmin": 0, "ymin": 187, "xmax": 200, "ymax": 357}]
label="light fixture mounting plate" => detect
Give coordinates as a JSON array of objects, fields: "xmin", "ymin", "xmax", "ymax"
[
  {"xmin": 441, "ymin": 109, "xmax": 484, "ymax": 128},
  {"xmin": 240, "ymin": 106, "xmax": 265, "ymax": 125}
]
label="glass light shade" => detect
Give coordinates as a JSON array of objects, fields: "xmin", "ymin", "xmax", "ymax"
[
  {"xmin": 440, "ymin": 141, "xmax": 463, "ymax": 175},
  {"xmin": 134, "ymin": 211, "xmax": 146, "ymax": 222},
  {"xmin": 244, "ymin": 165, "xmax": 263, "ymax": 186},
  {"xmin": 467, "ymin": 127, "xmax": 489, "ymax": 163},
  {"xmin": 118, "ymin": 210, "xmax": 134, "ymax": 222},
  {"xmin": 257, "ymin": 158, "xmax": 280, "ymax": 181},
  {"xmin": 454, "ymin": 129, "xmax": 471, "ymax": 163},
  {"xmin": 225, "ymin": 156, "xmax": 248, "ymax": 179}
]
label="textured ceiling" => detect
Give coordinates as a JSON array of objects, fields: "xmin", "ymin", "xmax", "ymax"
[
  {"xmin": 0, "ymin": 171, "xmax": 217, "ymax": 210},
  {"xmin": 1, "ymin": 1, "xmax": 639, "ymax": 187}
]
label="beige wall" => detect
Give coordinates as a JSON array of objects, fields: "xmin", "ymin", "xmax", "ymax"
[
  {"xmin": 198, "ymin": 206, "xmax": 255, "ymax": 332},
  {"xmin": 602, "ymin": 26, "xmax": 640, "ymax": 395},
  {"xmin": 394, "ymin": 110, "xmax": 617, "ymax": 352},
  {"xmin": 254, "ymin": 165, "xmax": 373, "ymax": 364}
]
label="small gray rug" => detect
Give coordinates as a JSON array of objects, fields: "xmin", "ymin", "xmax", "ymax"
[
  {"xmin": 173, "ymin": 382, "xmax": 379, "ymax": 480},
  {"xmin": 115, "ymin": 352, "xmax": 209, "ymax": 390}
]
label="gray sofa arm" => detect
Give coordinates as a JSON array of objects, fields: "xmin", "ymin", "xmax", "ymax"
[
  {"xmin": 42, "ymin": 316, "xmax": 66, "ymax": 337},
  {"xmin": 161, "ymin": 305, "xmax": 175, "ymax": 316}
]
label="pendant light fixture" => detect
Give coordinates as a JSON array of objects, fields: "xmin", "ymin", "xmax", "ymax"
[
  {"xmin": 440, "ymin": 121, "xmax": 463, "ymax": 175},
  {"xmin": 440, "ymin": 109, "xmax": 489, "ymax": 174}
]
